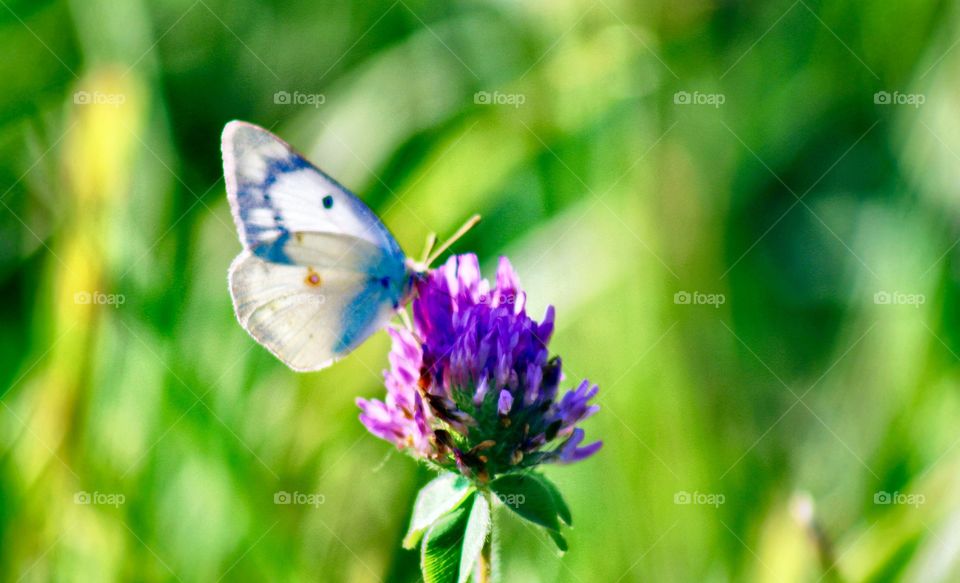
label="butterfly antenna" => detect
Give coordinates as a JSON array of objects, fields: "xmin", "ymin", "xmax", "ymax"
[
  {"xmin": 424, "ymin": 214, "xmax": 481, "ymax": 268},
  {"xmin": 419, "ymin": 232, "xmax": 438, "ymax": 265}
]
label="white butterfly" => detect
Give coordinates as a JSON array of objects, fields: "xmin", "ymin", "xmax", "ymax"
[{"xmin": 222, "ymin": 121, "xmax": 477, "ymax": 371}]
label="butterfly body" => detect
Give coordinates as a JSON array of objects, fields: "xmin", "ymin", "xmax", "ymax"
[{"xmin": 223, "ymin": 121, "xmax": 412, "ymax": 371}]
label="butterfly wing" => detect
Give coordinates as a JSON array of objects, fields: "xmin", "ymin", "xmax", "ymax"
[{"xmin": 223, "ymin": 121, "xmax": 410, "ymax": 371}]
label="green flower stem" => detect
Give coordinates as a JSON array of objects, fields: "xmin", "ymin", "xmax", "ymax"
[{"xmin": 478, "ymin": 491, "xmax": 493, "ymax": 583}]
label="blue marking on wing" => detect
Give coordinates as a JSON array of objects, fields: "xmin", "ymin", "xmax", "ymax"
[
  {"xmin": 334, "ymin": 248, "xmax": 410, "ymax": 353},
  {"xmin": 252, "ymin": 231, "xmax": 293, "ymax": 264},
  {"xmin": 334, "ymin": 283, "xmax": 385, "ymax": 354},
  {"xmin": 261, "ymin": 155, "xmax": 310, "ymax": 189},
  {"xmin": 235, "ymin": 153, "xmax": 311, "ymax": 248}
]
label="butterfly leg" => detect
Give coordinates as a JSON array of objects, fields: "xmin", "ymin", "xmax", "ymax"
[{"xmin": 398, "ymin": 307, "xmax": 414, "ymax": 333}]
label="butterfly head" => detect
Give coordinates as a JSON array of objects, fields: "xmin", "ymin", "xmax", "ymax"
[{"xmin": 401, "ymin": 259, "xmax": 430, "ymax": 304}]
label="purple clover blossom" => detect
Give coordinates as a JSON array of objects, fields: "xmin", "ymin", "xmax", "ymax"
[
  {"xmin": 357, "ymin": 254, "xmax": 601, "ymax": 482},
  {"xmin": 356, "ymin": 328, "xmax": 437, "ymax": 459}
]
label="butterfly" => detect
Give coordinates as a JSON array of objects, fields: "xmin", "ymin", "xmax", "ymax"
[{"xmin": 222, "ymin": 121, "xmax": 478, "ymax": 371}]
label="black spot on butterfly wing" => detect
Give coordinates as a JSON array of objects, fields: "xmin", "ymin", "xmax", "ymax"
[{"xmin": 322, "ymin": 195, "xmax": 334, "ymax": 209}]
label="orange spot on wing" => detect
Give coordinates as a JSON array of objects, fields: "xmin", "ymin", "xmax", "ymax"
[{"xmin": 305, "ymin": 269, "xmax": 322, "ymax": 287}]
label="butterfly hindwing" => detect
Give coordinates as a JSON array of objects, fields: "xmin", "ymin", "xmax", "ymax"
[
  {"xmin": 223, "ymin": 121, "xmax": 410, "ymax": 371},
  {"xmin": 229, "ymin": 250, "xmax": 401, "ymax": 371}
]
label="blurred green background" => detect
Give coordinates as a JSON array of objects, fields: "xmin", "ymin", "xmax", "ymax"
[{"xmin": 3, "ymin": 0, "xmax": 960, "ymax": 580}]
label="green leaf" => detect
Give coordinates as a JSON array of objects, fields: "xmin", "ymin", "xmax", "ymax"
[
  {"xmin": 489, "ymin": 473, "xmax": 562, "ymax": 532},
  {"xmin": 421, "ymin": 504, "xmax": 470, "ymax": 583},
  {"xmin": 538, "ymin": 475, "xmax": 573, "ymax": 526},
  {"xmin": 548, "ymin": 529, "xmax": 569, "ymax": 553},
  {"xmin": 458, "ymin": 493, "xmax": 491, "ymax": 583},
  {"xmin": 404, "ymin": 473, "xmax": 474, "ymax": 549}
]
